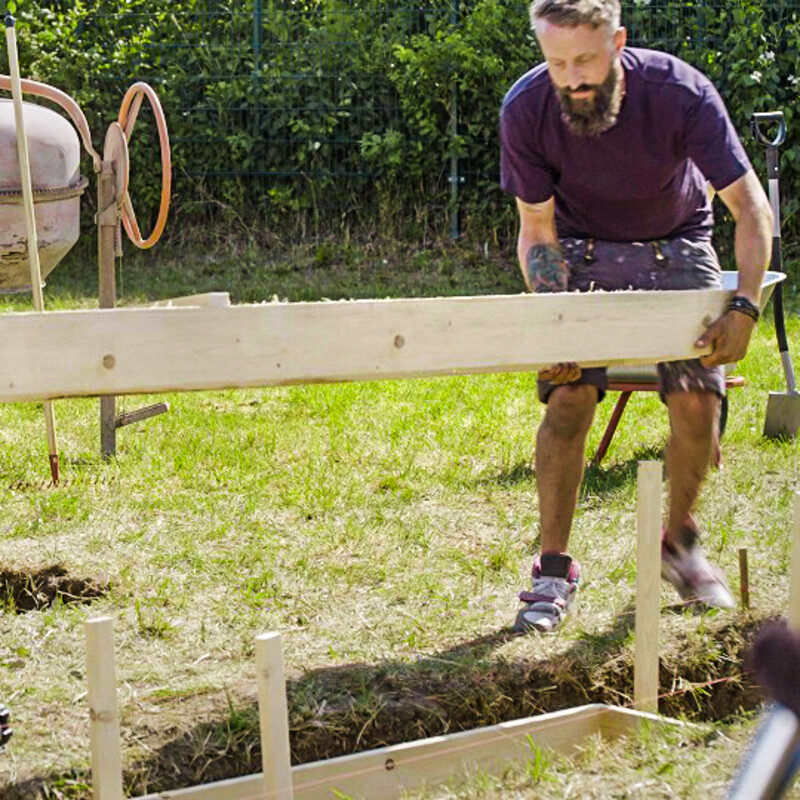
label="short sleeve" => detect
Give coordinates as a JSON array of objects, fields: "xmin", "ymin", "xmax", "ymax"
[
  {"xmin": 683, "ymin": 82, "xmax": 752, "ymax": 191},
  {"xmin": 499, "ymin": 104, "xmax": 556, "ymax": 203}
]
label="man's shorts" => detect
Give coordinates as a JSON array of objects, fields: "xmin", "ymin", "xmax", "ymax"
[{"xmin": 537, "ymin": 237, "xmax": 726, "ymax": 404}]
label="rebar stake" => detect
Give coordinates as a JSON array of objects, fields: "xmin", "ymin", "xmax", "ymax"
[{"xmin": 738, "ymin": 547, "xmax": 750, "ymax": 611}]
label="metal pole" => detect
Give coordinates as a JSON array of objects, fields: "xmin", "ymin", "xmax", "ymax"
[
  {"xmin": 253, "ymin": 0, "xmax": 263, "ymax": 76},
  {"xmin": 448, "ymin": 0, "xmax": 461, "ymax": 240}
]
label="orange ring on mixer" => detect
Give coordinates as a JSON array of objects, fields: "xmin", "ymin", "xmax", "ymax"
[{"xmin": 117, "ymin": 82, "xmax": 171, "ymax": 249}]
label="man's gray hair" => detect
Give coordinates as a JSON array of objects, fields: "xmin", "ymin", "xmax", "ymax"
[{"xmin": 530, "ymin": 0, "xmax": 621, "ymax": 30}]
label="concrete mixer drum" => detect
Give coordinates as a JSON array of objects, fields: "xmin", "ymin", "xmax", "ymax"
[{"xmin": 0, "ymin": 97, "xmax": 88, "ymax": 291}]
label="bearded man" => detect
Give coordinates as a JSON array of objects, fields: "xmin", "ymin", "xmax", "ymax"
[{"xmin": 500, "ymin": 0, "xmax": 773, "ymax": 632}]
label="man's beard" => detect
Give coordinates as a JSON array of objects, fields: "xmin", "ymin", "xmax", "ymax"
[{"xmin": 556, "ymin": 63, "xmax": 623, "ymax": 137}]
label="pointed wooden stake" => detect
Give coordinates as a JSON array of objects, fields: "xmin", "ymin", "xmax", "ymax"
[
  {"xmin": 634, "ymin": 460, "xmax": 662, "ymax": 713},
  {"xmin": 5, "ymin": 15, "xmax": 60, "ymax": 484},
  {"xmin": 256, "ymin": 632, "xmax": 293, "ymax": 799}
]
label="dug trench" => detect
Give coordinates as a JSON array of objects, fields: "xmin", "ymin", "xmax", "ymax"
[
  {"xmin": 8, "ymin": 610, "xmax": 772, "ymax": 799},
  {"xmin": 0, "ymin": 565, "xmax": 109, "ymax": 613}
]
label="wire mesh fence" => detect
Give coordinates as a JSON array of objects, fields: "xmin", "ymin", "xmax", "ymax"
[{"xmin": 11, "ymin": 0, "xmax": 800, "ymax": 234}]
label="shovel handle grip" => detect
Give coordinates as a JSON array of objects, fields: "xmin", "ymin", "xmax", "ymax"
[
  {"xmin": 751, "ymin": 111, "xmax": 787, "ymax": 148},
  {"xmin": 774, "ymin": 281, "xmax": 791, "ymax": 353}
]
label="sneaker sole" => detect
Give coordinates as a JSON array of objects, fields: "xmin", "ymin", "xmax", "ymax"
[
  {"xmin": 514, "ymin": 609, "xmax": 556, "ymax": 633},
  {"xmin": 514, "ymin": 594, "xmax": 576, "ymax": 633},
  {"xmin": 661, "ymin": 561, "xmax": 735, "ymax": 609}
]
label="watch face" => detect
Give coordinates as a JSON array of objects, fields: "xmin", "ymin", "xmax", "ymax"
[{"xmin": 730, "ymin": 297, "xmax": 759, "ymax": 320}]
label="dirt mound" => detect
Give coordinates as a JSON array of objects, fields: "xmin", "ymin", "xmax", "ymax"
[{"xmin": 0, "ymin": 565, "xmax": 109, "ymax": 613}]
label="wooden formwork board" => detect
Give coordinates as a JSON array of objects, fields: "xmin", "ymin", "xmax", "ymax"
[
  {"xmin": 0, "ymin": 288, "xmax": 728, "ymax": 402},
  {"xmin": 790, "ymin": 493, "xmax": 800, "ymax": 630},
  {"xmin": 149, "ymin": 292, "xmax": 231, "ymax": 308},
  {"xmin": 134, "ymin": 704, "xmax": 683, "ymax": 800}
]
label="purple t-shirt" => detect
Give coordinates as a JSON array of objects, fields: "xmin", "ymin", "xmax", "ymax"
[{"xmin": 499, "ymin": 47, "xmax": 751, "ymax": 241}]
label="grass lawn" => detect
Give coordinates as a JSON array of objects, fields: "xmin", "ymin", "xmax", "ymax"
[{"xmin": 0, "ymin": 235, "xmax": 797, "ymax": 798}]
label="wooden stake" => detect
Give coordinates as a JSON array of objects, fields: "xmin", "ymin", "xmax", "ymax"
[
  {"xmin": 634, "ymin": 460, "xmax": 662, "ymax": 713},
  {"xmin": 85, "ymin": 617, "xmax": 124, "ymax": 800},
  {"xmin": 256, "ymin": 633, "xmax": 293, "ymax": 800},
  {"xmin": 5, "ymin": 15, "xmax": 59, "ymax": 484},
  {"xmin": 789, "ymin": 494, "xmax": 800, "ymax": 631},
  {"xmin": 738, "ymin": 547, "xmax": 750, "ymax": 611}
]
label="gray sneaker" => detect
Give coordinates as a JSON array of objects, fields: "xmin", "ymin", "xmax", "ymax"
[
  {"xmin": 514, "ymin": 553, "xmax": 580, "ymax": 633},
  {"xmin": 661, "ymin": 521, "xmax": 734, "ymax": 609}
]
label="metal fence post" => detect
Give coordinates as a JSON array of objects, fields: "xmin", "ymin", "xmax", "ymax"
[
  {"xmin": 253, "ymin": 0, "xmax": 263, "ymax": 76},
  {"xmin": 448, "ymin": 0, "xmax": 462, "ymax": 239}
]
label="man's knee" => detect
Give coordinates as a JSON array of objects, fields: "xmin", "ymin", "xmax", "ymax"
[
  {"xmin": 667, "ymin": 391, "xmax": 720, "ymax": 436},
  {"xmin": 543, "ymin": 383, "xmax": 598, "ymax": 438}
]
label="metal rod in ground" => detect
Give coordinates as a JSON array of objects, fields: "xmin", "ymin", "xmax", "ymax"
[
  {"xmin": 634, "ymin": 460, "xmax": 662, "ymax": 713},
  {"xmin": 738, "ymin": 548, "xmax": 750, "ymax": 611},
  {"xmin": 5, "ymin": 14, "xmax": 60, "ymax": 484},
  {"xmin": 115, "ymin": 402, "xmax": 170, "ymax": 429}
]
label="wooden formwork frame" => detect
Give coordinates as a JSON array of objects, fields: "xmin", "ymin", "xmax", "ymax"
[
  {"xmin": 86, "ymin": 637, "xmax": 675, "ymax": 800},
  {"xmin": 82, "ymin": 462, "xmax": 696, "ymax": 800}
]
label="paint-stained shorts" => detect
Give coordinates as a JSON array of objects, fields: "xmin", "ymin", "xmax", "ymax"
[{"xmin": 537, "ymin": 237, "xmax": 726, "ymax": 404}]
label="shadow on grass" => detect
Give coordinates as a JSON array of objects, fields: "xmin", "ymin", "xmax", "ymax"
[
  {"xmin": 482, "ymin": 443, "xmax": 664, "ymax": 495},
  {"xmin": 582, "ymin": 445, "xmax": 664, "ymax": 497},
  {"xmin": 479, "ymin": 444, "xmax": 663, "ymax": 494},
  {"xmin": 484, "ymin": 461, "xmax": 535, "ymax": 487}
]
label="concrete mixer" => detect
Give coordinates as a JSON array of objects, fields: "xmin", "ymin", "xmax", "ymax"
[
  {"xmin": 0, "ymin": 73, "xmax": 171, "ymax": 272},
  {"xmin": 0, "ymin": 98, "xmax": 88, "ymax": 290},
  {"xmin": 1, "ymin": 14, "xmax": 171, "ymax": 469}
]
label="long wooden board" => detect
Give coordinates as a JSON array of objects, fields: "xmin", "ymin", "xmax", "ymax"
[
  {"xmin": 149, "ymin": 292, "xmax": 231, "ymax": 308},
  {"xmin": 134, "ymin": 704, "xmax": 683, "ymax": 800},
  {"xmin": 0, "ymin": 288, "xmax": 728, "ymax": 402}
]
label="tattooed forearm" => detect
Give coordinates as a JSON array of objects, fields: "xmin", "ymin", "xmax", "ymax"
[{"xmin": 525, "ymin": 243, "xmax": 568, "ymax": 293}]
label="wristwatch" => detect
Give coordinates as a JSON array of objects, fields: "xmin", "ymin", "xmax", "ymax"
[{"xmin": 728, "ymin": 295, "xmax": 760, "ymax": 322}]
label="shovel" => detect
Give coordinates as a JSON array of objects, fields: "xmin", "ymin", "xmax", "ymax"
[{"xmin": 752, "ymin": 111, "xmax": 800, "ymax": 439}]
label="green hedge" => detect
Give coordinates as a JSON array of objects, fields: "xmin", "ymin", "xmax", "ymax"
[
  {"xmin": 1, "ymin": 0, "xmax": 799, "ymax": 247},
  {"xmin": 384, "ymin": 0, "xmax": 800, "ymax": 248}
]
